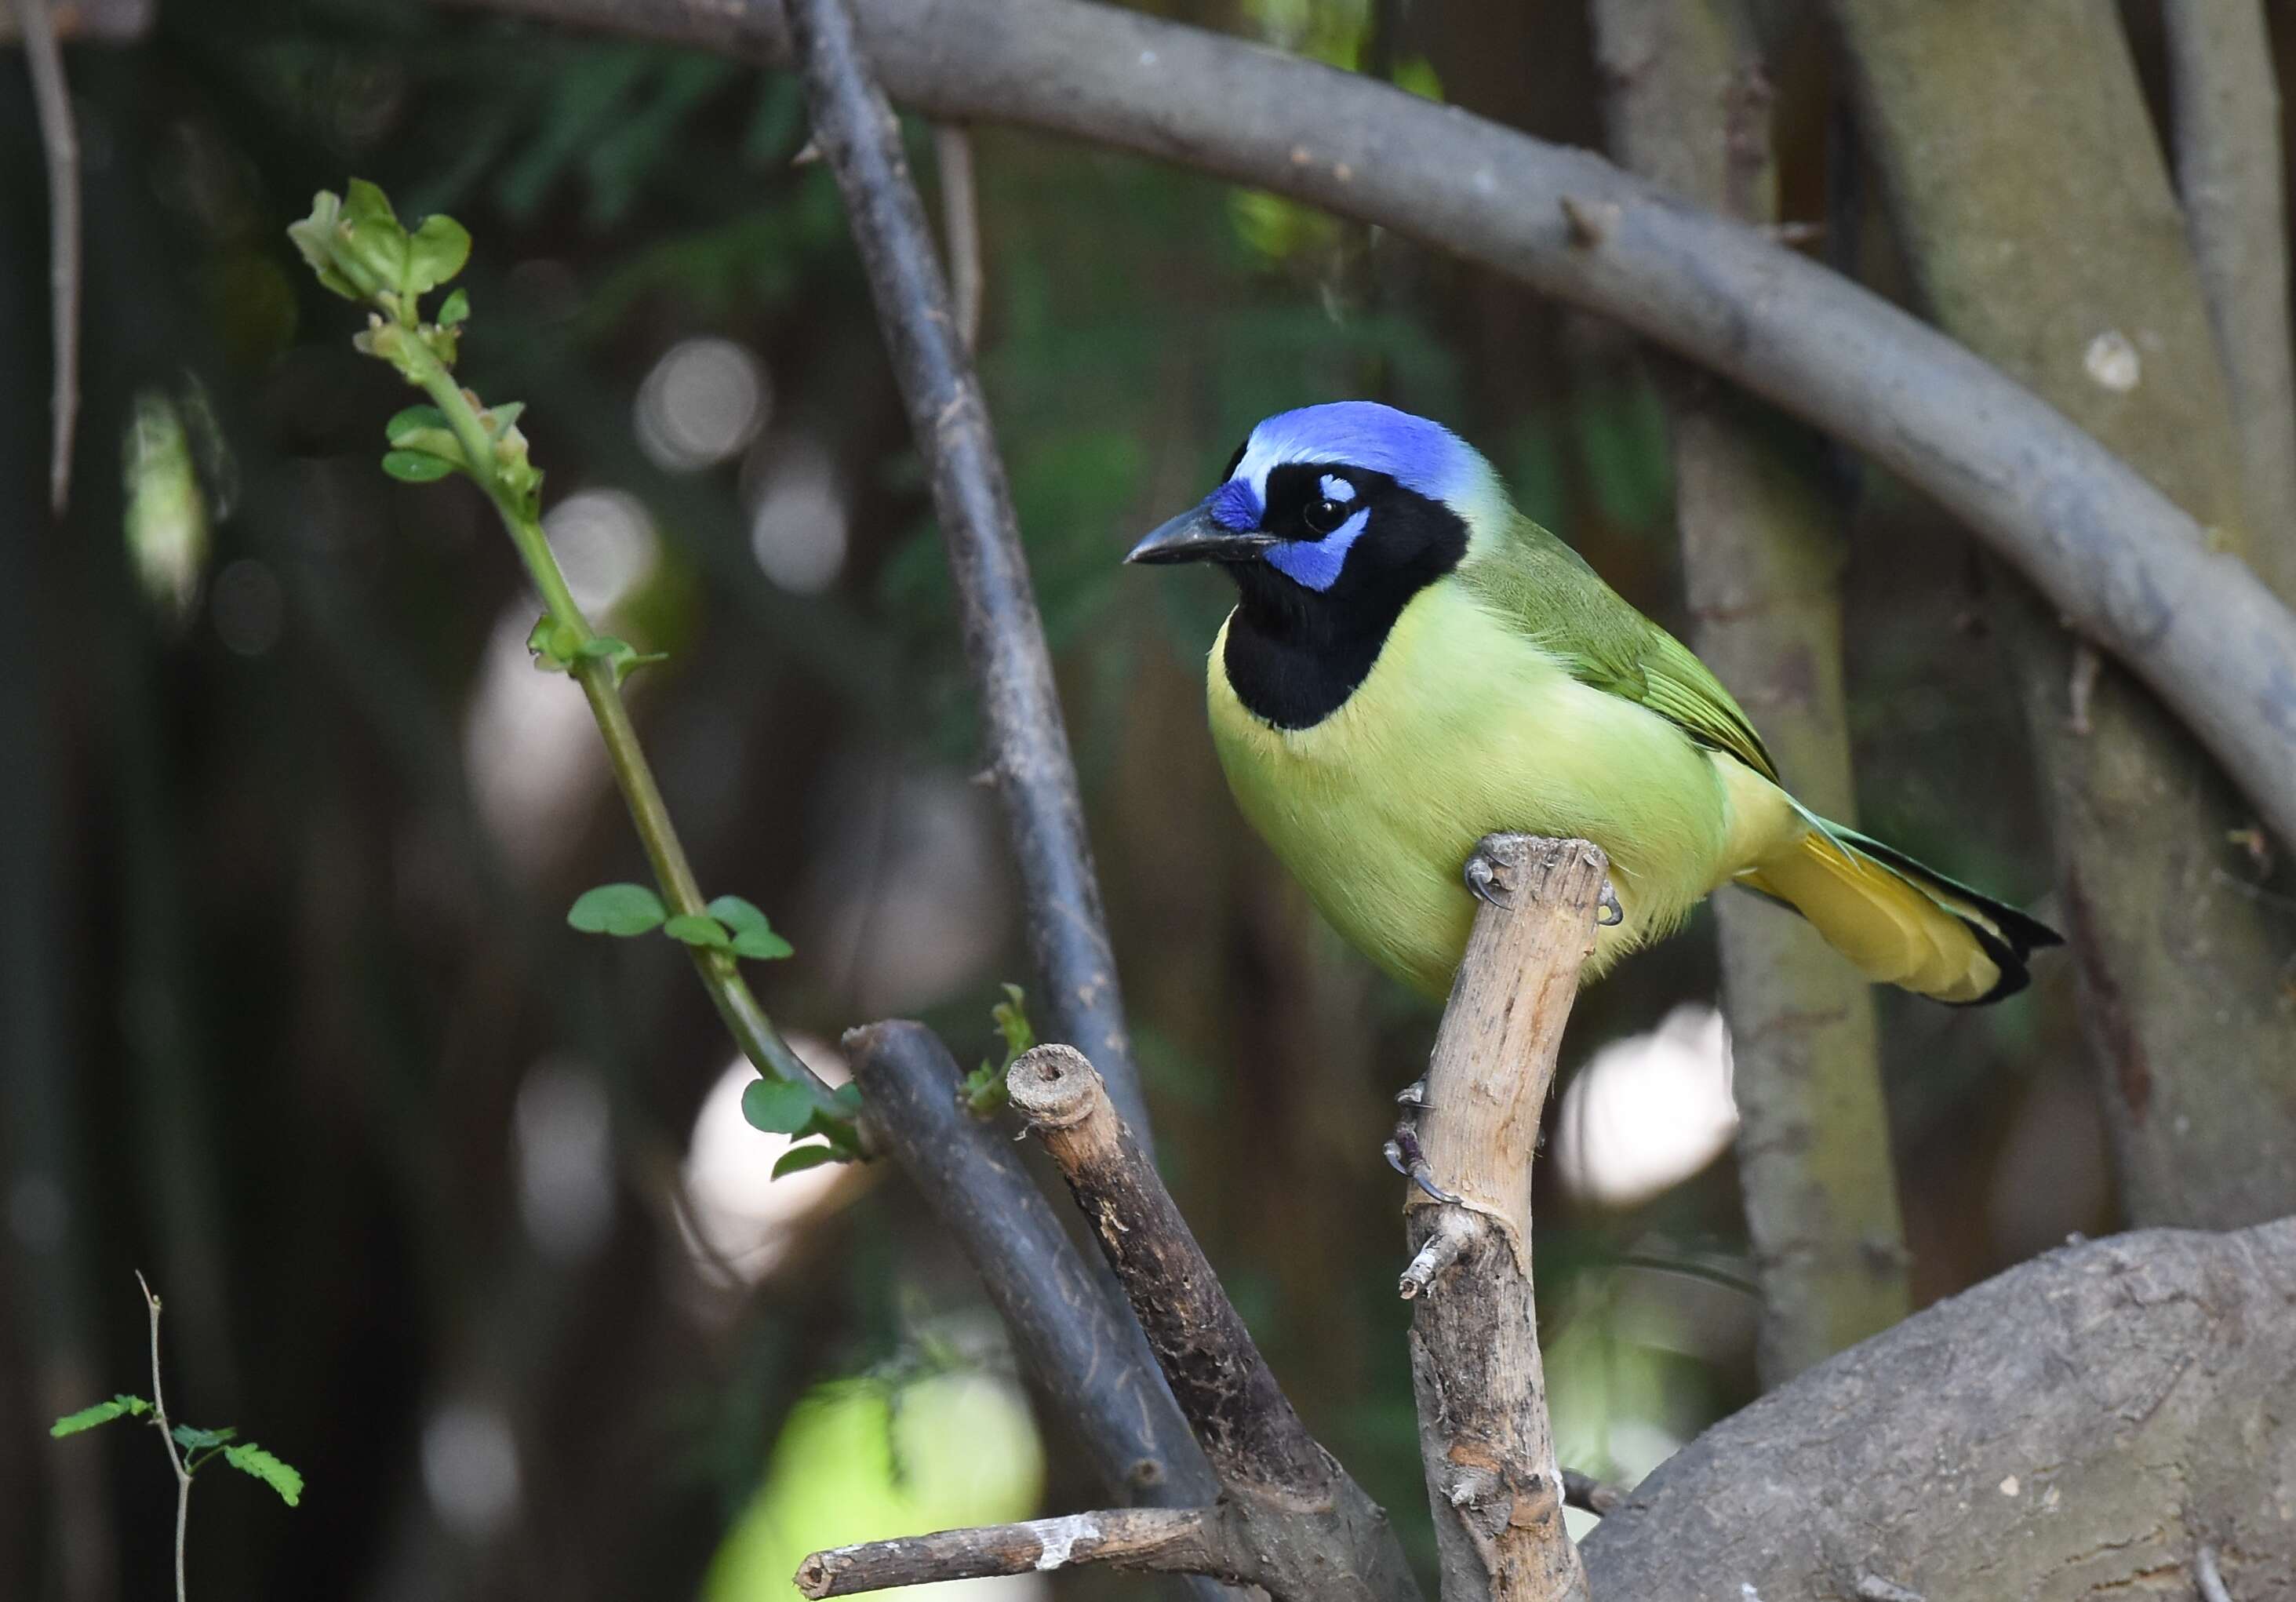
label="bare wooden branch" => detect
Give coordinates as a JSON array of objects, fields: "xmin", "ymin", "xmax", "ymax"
[
  {"xmin": 784, "ymin": 0, "xmax": 1152, "ymax": 1139},
  {"xmin": 1401, "ymin": 836, "xmax": 1596, "ymax": 1602},
  {"xmin": 2165, "ymin": 0, "xmax": 2296, "ymax": 606},
  {"xmin": 1007, "ymin": 1043, "xmax": 1330, "ymax": 1502},
  {"xmin": 1596, "ymin": 0, "xmax": 1907, "ymax": 1387},
  {"xmin": 442, "ymin": 0, "xmax": 2296, "ymax": 855},
  {"xmin": 797, "ymin": 1040, "xmax": 1421, "ymax": 1601},
  {"xmin": 13, "ymin": 0, "xmax": 79, "ymax": 514},
  {"xmin": 796, "ymin": 1506, "xmax": 1222, "ymax": 1597},
  {"xmin": 846, "ymin": 1022, "xmax": 1217, "ymax": 1509},
  {"xmin": 1582, "ymin": 1218, "xmax": 2296, "ymax": 1600}
]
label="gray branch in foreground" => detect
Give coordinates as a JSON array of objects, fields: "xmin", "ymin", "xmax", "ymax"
[
  {"xmin": 1401, "ymin": 836, "xmax": 1598, "ymax": 1602},
  {"xmin": 1583, "ymin": 1217, "xmax": 2296, "ymax": 1600},
  {"xmin": 2165, "ymin": 0, "xmax": 2296, "ymax": 607},
  {"xmin": 784, "ymin": 0, "xmax": 1150, "ymax": 1138},
  {"xmin": 845, "ymin": 1023, "xmax": 1219, "ymax": 1513},
  {"xmin": 439, "ymin": 0, "xmax": 2296, "ymax": 851}
]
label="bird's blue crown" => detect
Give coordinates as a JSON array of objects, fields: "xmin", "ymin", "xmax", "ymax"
[{"xmin": 1207, "ymin": 402, "xmax": 1490, "ymax": 592}]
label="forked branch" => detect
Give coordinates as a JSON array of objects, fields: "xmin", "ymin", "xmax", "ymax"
[
  {"xmin": 1401, "ymin": 836, "xmax": 1598, "ymax": 1602},
  {"xmin": 795, "ymin": 1043, "xmax": 1421, "ymax": 1602}
]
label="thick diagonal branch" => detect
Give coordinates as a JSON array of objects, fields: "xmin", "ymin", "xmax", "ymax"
[
  {"xmin": 797, "ymin": 1043, "xmax": 1421, "ymax": 1602},
  {"xmin": 1401, "ymin": 836, "xmax": 1596, "ymax": 1602},
  {"xmin": 784, "ymin": 0, "xmax": 1150, "ymax": 1139},
  {"xmin": 846, "ymin": 1023, "xmax": 1216, "ymax": 1509},
  {"xmin": 445, "ymin": 0, "xmax": 2296, "ymax": 855}
]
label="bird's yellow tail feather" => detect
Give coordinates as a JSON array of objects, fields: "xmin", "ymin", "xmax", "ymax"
[{"xmin": 1737, "ymin": 821, "xmax": 2060, "ymax": 1005}]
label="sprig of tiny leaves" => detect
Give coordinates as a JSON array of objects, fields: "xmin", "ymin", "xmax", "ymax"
[
  {"xmin": 959, "ymin": 983, "xmax": 1035, "ymax": 1116},
  {"xmin": 51, "ymin": 1396, "xmax": 304, "ymax": 1507}
]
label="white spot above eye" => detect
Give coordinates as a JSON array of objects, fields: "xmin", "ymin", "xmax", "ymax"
[{"xmin": 1319, "ymin": 474, "xmax": 1358, "ymax": 503}]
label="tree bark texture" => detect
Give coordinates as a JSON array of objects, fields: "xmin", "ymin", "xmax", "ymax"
[
  {"xmin": 1596, "ymin": 0, "xmax": 1908, "ymax": 1388},
  {"xmin": 1832, "ymin": 0, "xmax": 2296, "ymax": 1229},
  {"xmin": 1584, "ymin": 1217, "xmax": 2296, "ymax": 1601},
  {"xmin": 440, "ymin": 0, "xmax": 2296, "ymax": 862},
  {"xmin": 2165, "ymin": 0, "xmax": 2296, "ymax": 605},
  {"xmin": 1400, "ymin": 837, "xmax": 1598, "ymax": 1602}
]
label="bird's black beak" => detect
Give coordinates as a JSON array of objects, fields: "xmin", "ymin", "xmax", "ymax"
[{"xmin": 1124, "ymin": 504, "xmax": 1276, "ymax": 566}]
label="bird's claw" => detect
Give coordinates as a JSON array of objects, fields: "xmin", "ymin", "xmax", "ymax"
[
  {"xmin": 1385, "ymin": 1124, "xmax": 1461, "ymax": 1205},
  {"xmin": 1596, "ymin": 879, "xmax": 1625, "ymax": 927},
  {"xmin": 1395, "ymin": 1077, "xmax": 1428, "ymax": 1108},
  {"xmin": 1464, "ymin": 851, "xmax": 1504, "ymax": 907}
]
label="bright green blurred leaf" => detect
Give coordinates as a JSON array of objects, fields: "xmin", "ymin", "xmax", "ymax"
[
  {"xmin": 49, "ymin": 1396, "xmax": 150, "ymax": 1436},
  {"xmin": 741, "ymin": 1077, "xmax": 817, "ymax": 1134},
  {"xmin": 771, "ymin": 1142, "xmax": 841, "ymax": 1178},
  {"xmin": 385, "ymin": 406, "xmax": 450, "ymax": 446},
  {"xmin": 708, "ymin": 896, "xmax": 795, "ymax": 960},
  {"xmin": 223, "ymin": 1443, "xmax": 304, "ymax": 1507},
  {"xmin": 406, "ymin": 214, "xmax": 472, "ymax": 297},
  {"xmin": 438, "ymin": 287, "xmax": 471, "ymax": 326},
  {"xmin": 663, "ymin": 913, "xmax": 733, "ymax": 951},
  {"xmin": 567, "ymin": 883, "xmax": 667, "ymax": 936},
  {"xmin": 381, "ymin": 450, "xmax": 456, "ymax": 483}
]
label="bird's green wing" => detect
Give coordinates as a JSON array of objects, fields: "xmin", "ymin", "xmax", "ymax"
[{"xmin": 1461, "ymin": 512, "xmax": 1781, "ymax": 783}]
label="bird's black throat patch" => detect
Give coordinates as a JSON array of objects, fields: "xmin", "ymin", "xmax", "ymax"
[{"xmin": 1220, "ymin": 468, "xmax": 1468, "ymax": 730}]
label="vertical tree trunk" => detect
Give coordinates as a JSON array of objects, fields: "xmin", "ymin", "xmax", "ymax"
[
  {"xmin": 1832, "ymin": 0, "xmax": 2296, "ymax": 1228},
  {"xmin": 1596, "ymin": 0, "xmax": 1908, "ymax": 1386}
]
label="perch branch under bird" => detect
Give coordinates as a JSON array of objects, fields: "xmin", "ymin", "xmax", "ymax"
[{"xmin": 798, "ymin": 836, "xmax": 1608, "ymax": 1601}]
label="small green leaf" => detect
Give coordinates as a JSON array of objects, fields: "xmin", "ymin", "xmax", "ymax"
[
  {"xmin": 741, "ymin": 1077, "xmax": 819, "ymax": 1134},
  {"xmin": 663, "ymin": 912, "xmax": 733, "ymax": 951},
  {"xmin": 708, "ymin": 896, "xmax": 795, "ymax": 960},
  {"xmin": 772, "ymin": 1142, "xmax": 843, "ymax": 1179},
  {"xmin": 405, "ymin": 213, "xmax": 472, "ymax": 297},
  {"xmin": 567, "ymin": 883, "xmax": 667, "ymax": 936},
  {"xmin": 438, "ymin": 287, "xmax": 471, "ymax": 326},
  {"xmin": 577, "ymin": 635, "xmax": 630, "ymax": 659},
  {"xmin": 222, "ymin": 1443, "xmax": 304, "ymax": 1507},
  {"xmin": 49, "ymin": 1395, "xmax": 151, "ymax": 1436},
  {"xmin": 831, "ymin": 1083, "xmax": 864, "ymax": 1116},
  {"xmin": 613, "ymin": 650, "xmax": 668, "ymax": 687},
  {"xmin": 526, "ymin": 616, "xmax": 582, "ymax": 672},
  {"xmin": 385, "ymin": 405, "xmax": 449, "ymax": 446},
  {"xmin": 173, "ymin": 1424, "xmax": 237, "ymax": 1451},
  {"xmin": 483, "ymin": 400, "xmax": 522, "ymax": 433},
  {"xmin": 381, "ymin": 450, "xmax": 456, "ymax": 482}
]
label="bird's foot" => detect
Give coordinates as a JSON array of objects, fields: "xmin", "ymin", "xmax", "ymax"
[
  {"xmin": 1597, "ymin": 879, "xmax": 1625, "ymax": 927},
  {"xmin": 1385, "ymin": 1078, "xmax": 1460, "ymax": 1203},
  {"xmin": 1464, "ymin": 850, "xmax": 1505, "ymax": 907}
]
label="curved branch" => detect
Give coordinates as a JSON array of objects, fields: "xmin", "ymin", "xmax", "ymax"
[
  {"xmin": 440, "ymin": 0, "xmax": 2296, "ymax": 849},
  {"xmin": 1583, "ymin": 1217, "xmax": 2296, "ymax": 1600}
]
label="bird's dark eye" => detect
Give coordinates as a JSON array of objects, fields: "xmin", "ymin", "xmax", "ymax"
[{"xmin": 1302, "ymin": 497, "xmax": 1350, "ymax": 536}]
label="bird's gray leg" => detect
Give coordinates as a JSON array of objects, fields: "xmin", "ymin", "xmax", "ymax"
[
  {"xmin": 1385, "ymin": 1077, "xmax": 1461, "ymax": 1203},
  {"xmin": 1597, "ymin": 879, "xmax": 1625, "ymax": 927},
  {"xmin": 1464, "ymin": 850, "xmax": 1503, "ymax": 907}
]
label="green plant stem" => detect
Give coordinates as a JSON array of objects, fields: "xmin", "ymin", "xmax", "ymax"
[
  {"xmin": 136, "ymin": 1272, "xmax": 191, "ymax": 1602},
  {"xmin": 395, "ymin": 332, "xmax": 831, "ymax": 1102}
]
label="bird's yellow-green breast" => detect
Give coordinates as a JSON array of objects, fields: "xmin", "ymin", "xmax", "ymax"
[{"xmin": 1206, "ymin": 578, "xmax": 1769, "ymax": 996}]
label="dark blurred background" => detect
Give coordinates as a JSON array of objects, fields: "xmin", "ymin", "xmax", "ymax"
[{"xmin": 10, "ymin": 2, "xmax": 2268, "ymax": 1598}]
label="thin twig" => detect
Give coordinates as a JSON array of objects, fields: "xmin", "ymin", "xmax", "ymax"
[
  {"xmin": 2195, "ymin": 1545, "xmax": 2235, "ymax": 1602},
  {"xmin": 13, "ymin": 0, "xmax": 79, "ymax": 514},
  {"xmin": 786, "ymin": 0, "xmax": 1154, "ymax": 1141},
  {"xmin": 1559, "ymin": 1469, "xmax": 1621, "ymax": 1518},
  {"xmin": 932, "ymin": 124, "xmax": 982, "ymax": 351},
  {"xmin": 797, "ymin": 1506, "xmax": 1222, "ymax": 1597},
  {"xmin": 442, "ymin": 0, "xmax": 2296, "ymax": 855},
  {"xmin": 136, "ymin": 1272, "xmax": 192, "ymax": 1602}
]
